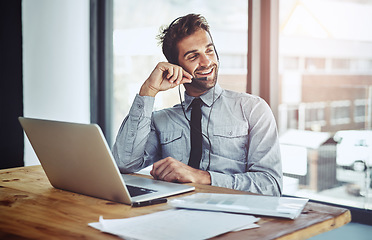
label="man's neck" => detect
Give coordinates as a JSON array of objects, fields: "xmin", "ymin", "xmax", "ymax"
[{"xmin": 184, "ymin": 82, "xmax": 217, "ymax": 97}]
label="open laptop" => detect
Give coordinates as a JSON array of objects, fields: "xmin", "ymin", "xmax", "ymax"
[{"xmin": 19, "ymin": 117, "xmax": 194, "ymax": 205}]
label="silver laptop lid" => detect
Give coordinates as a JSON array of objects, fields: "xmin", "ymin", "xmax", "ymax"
[{"xmin": 19, "ymin": 117, "xmax": 132, "ymax": 204}]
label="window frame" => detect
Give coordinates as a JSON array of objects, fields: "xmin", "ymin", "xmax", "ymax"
[
  {"xmin": 248, "ymin": 0, "xmax": 279, "ymax": 120},
  {"xmin": 90, "ymin": 0, "xmax": 114, "ymax": 146},
  {"xmin": 93, "ymin": 0, "xmax": 372, "ymax": 224}
]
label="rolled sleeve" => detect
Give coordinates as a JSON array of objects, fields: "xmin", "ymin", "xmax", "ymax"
[{"xmin": 208, "ymin": 171, "xmax": 235, "ymax": 189}]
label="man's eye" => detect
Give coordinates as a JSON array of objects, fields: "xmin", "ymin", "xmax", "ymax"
[
  {"xmin": 206, "ymin": 48, "xmax": 214, "ymax": 54},
  {"xmin": 188, "ymin": 55, "xmax": 197, "ymax": 61}
]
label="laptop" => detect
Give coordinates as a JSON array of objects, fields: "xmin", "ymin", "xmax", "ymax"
[{"xmin": 19, "ymin": 117, "xmax": 194, "ymax": 205}]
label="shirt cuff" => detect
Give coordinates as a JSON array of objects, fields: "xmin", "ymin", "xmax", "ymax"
[{"xmin": 208, "ymin": 171, "xmax": 235, "ymax": 189}]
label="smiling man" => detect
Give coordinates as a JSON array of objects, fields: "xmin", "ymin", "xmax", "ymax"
[{"xmin": 113, "ymin": 14, "xmax": 283, "ymax": 196}]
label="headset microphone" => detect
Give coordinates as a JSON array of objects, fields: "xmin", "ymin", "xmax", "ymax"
[
  {"xmin": 168, "ymin": 15, "xmax": 218, "ymax": 170},
  {"xmin": 192, "ymin": 77, "xmax": 208, "ymax": 81}
]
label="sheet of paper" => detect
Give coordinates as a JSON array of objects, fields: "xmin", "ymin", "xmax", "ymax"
[
  {"xmin": 89, "ymin": 209, "xmax": 259, "ymax": 240},
  {"xmin": 169, "ymin": 193, "xmax": 309, "ymax": 219},
  {"xmin": 233, "ymin": 223, "xmax": 260, "ymax": 232}
]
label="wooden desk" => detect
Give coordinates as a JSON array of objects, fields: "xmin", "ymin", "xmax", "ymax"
[{"xmin": 1, "ymin": 166, "xmax": 351, "ymax": 240}]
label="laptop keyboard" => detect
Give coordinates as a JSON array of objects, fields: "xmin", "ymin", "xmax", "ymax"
[{"xmin": 126, "ymin": 185, "xmax": 157, "ymax": 197}]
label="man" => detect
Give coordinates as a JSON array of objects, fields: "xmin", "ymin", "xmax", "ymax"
[{"xmin": 113, "ymin": 14, "xmax": 282, "ymax": 196}]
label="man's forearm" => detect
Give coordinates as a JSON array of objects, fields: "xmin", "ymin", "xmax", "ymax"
[
  {"xmin": 139, "ymin": 81, "xmax": 159, "ymax": 97},
  {"xmin": 112, "ymin": 94, "xmax": 155, "ymax": 173},
  {"xmin": 209, "ymin": 171, "xmax": 282, "ymax": 196}
]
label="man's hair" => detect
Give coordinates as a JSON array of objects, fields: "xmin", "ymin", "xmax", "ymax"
[{"xmin": 157, "ymin": 14, "xmax": 211, "ymax": 65}]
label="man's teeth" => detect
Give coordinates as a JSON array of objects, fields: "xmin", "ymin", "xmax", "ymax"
[{"xmin": 198, "ymin": 69, "xmax": 213, "ymax": 75}]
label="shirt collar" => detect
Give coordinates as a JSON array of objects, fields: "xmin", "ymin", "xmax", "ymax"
[{"xmin": 184, "ymin": 83, "xmax": 223, "ymax": 110}]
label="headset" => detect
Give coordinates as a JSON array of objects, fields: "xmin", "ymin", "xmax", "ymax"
[
  {"xmin": 167, "ymin": 15, "xmax": 220, "ymax": 61},
  {"xmin": 177, "ymin": 82, "xmax": 216, "ymax": 170},
  {"xmin": 167, "ymin": 15, "xmax": 220, "ymax": 170}
]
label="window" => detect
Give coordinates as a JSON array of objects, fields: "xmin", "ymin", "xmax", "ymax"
[
  {"xmin": 112, "ymin": 0, "xmax": 248, "ymax": 141},
  {"xmin": 330, "ymin": 100, "xmax": 351, "ymax": 125},
  {"xmin": 282, "ymin": 56, "xmax": 299, "ymax": 70},
  {"xmin": 305, "ymin": 57, "xmax": 325, "ymax": 71},
  {"xmin": 358, "ymin": 59, "xmax": 372, "ymax": 72},
  {"xmin": 109, "ymin": 0, "xmax": 372, "ymax": 214},
  {"xmin": 304, "ymin": 102, "xmax": 326, "ymax": 130},
  {"xmin": 354, "ymin": 99, "xmax": 367, "ymax": 123},
  {"xmin": 332, "ymin": 58, "xmax": 350, "ymax": 71},
  {"xmin": 279, "ymin": 0, "xmax": 372, "ymax": 210}
]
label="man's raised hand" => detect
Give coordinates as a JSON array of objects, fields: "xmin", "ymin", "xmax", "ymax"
[{"xmin": 139, "ymin": 62, "xmax": 193, "ymax": 97}]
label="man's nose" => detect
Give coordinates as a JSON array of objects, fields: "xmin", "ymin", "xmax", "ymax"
[{"xmin": 199, "ymin": 53, "xmax": 211, "ymax": 67}]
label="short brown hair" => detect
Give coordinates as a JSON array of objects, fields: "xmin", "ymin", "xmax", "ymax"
[{"xmin": 157, "ymin": 14, "xmax": 211, "ymax": 65}]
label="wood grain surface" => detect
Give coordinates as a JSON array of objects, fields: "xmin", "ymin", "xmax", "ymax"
[{"xmin": 0, "ymin": 166, "xmax": 351, "ymax": 240}]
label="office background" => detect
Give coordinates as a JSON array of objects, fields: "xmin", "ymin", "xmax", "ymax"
[
  {"xmin": 1, "ymin": 0, "xmax": 372, "ymax": 238},
  {"xmin": 1, "ymin": 0, "xmax": 90, "ymax": 168}
]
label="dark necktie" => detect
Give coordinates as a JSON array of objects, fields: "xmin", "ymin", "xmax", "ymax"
[{"xmin": 188, "ymin": 98, "xmax": 202, "ymax": 169}]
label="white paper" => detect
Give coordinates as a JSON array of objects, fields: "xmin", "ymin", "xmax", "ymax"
[
  {"xmin": 169, "ymin": 193, "xmax": 309, "ymax": 219},
  {"xmin": 233, "ymin": 223, "xmax": 260, "ymax": 232},
  {"xmin": 89, "ymin": 209, "xmax": 259, "ymax": 240}
]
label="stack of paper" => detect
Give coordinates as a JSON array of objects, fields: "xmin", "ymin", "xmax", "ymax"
[
  {"xmin": 89, "ymin": 209, "xmax": 259, "ymax": 240},
  {"xmin": 169, "ymin": 193, "xmax": 309, "ymax": 220}
]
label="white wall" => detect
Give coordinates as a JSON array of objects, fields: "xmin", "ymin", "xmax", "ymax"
[{"xmin": 22, "ymin": 0, "xmax": 90, "ymax": 166}]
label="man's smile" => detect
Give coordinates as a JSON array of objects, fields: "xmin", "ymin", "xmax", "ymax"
[{"xmin": 194, "ymin": 66, "xmax": 215, "ymax": 78}]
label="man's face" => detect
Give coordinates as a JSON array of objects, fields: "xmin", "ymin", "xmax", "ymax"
[{"xmin": 177, "ymin": 29, "xmax": 219, "ymax": 96}]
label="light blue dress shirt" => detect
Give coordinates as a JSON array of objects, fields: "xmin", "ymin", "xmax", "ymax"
[{"xmin": 113, "ymin": 83, "xmax": 283, "ymax": 196}]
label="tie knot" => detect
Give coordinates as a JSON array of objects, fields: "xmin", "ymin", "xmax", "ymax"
[{"xmin": 191, "ymin": 98, "xmax": 202, "ymax": 107}]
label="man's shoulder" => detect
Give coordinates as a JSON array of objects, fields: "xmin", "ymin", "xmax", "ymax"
[
  {"xmin": 152, "ymin": 103, "xmax": 182, "ymax": 118},
  {"xmin": 221, "ymin": 89, "xmax": 262, "ymax": 103}
]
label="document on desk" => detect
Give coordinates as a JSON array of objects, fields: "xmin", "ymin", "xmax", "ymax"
[
  {"xmin": 89, "ymin": 209, "xmax": 259, "ymax": 240},
  {"xmin": 169, "ymin": 193, "xmax": 309, "ymax": 219}
]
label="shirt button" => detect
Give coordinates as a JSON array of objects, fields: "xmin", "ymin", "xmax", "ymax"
[
  {"xmin": 137, "ymin": 104, "xmax": 143, "ymax": 109},
  {"xmin": 229, "ymin": 131, "xmax": 233, "ymax": 136}
]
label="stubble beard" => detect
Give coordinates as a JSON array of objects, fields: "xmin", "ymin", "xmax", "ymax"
[{"xmin": 190, "ymin": 63, "xmax": 218, "ymax": 92}]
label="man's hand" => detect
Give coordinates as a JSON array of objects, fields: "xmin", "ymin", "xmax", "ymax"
[
  {"xmin": 139, "ymin": 62, "xmax": 193, "ymax": 97},
  {"xmin": 150, "ymin": 157, "xmax": 211, "ymax": 185}
]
